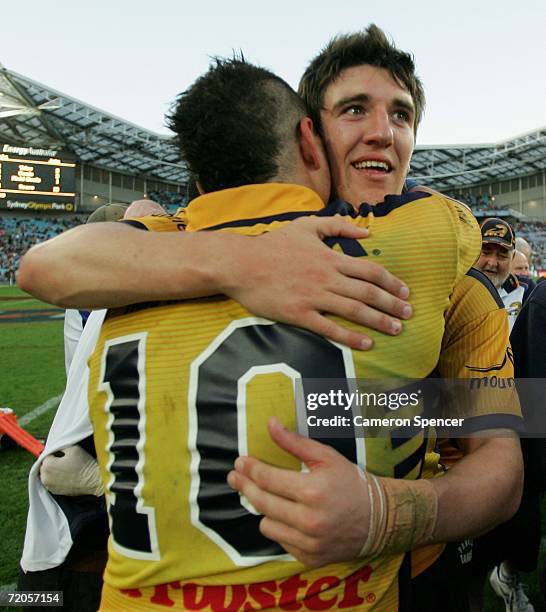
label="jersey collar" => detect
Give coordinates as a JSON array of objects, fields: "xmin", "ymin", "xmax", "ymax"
[{"xmin": 181, "ymin": 183, "xmax": 325, "ymax": 232}]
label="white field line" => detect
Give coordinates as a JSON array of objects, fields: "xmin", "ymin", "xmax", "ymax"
[
  {"xmin": 0, "ymin": 582, "xmax": 16, "ymax": 592},
  {"xmin": 17, "ymin": 395, "xmax": 62, "ymax": 426}
]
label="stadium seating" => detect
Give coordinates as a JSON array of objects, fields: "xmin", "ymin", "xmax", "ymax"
[
  {"xmin": 147, "ymin": 190, "xmax": 188, "ymax": 212},
  {"xmin": 0, "ymin": 215, "xmax": 85, "ymax": 283}
]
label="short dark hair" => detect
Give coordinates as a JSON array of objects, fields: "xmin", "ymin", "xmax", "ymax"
[
  {"xmin": 167, "ymin": 57, "xmax": 306, "ymax": 193},
  {"xmin": 298, "ymin": 24, "xmax": 425, "ymax": 135}
]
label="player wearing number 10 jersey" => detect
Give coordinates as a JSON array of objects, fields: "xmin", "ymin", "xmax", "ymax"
[{"xmin": 86, "ymin": 178, "xmax": 515, "ymax": 611}]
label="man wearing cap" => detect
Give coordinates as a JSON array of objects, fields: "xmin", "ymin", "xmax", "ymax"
[{"xmin": 476, "ymin": 217, "xmax": 524, "ymax": 330}]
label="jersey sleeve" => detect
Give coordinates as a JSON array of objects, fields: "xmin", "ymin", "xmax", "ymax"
[
  {"xmin": 437, "ymin": 270, "xmax": 522, "ymax": 433},
  {"xmin": 445, "ymin": 197, "xmax": 482, "ymax": 284}
]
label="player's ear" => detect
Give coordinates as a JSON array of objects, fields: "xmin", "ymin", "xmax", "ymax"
[
  {"xmin": 196, "ymin": 181, "xmax": 205, "ymax": 195},
  {"xmin": 298, "ymin": 117, "xmax": 325, "ymax": 171}
]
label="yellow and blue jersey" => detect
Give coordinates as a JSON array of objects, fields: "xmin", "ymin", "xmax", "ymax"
[{"xmin": 89, "ymin": 184, "xmax": 519, "ymax": 610}]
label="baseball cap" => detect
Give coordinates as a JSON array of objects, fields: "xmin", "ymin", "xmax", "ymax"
[
  {"xmin": 86, "ymin": 203, "xmax": 128, "ymax": 224},
  {"xmin": 480, "ymin": 218, "xmax": 515, "ymax": 250}
]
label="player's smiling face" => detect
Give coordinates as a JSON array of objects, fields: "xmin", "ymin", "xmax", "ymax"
[{"xmin": 320, "ymin": 65, "xmax": 415, "ymax": 208}]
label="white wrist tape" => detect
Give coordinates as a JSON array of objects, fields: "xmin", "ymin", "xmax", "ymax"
[{"xmin": 358, "ymin": 470, "xmax": 438, "ymax": 557}]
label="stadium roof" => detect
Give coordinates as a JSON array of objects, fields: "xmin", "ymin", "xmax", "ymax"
[
  {"xmin": 0, "ymin": 65, "xmax": 187, "ymax": 184},
  {"xmin": 411, "ymin": 127, "xmax": 546, "ymax": 191},
  {"xmin": 0, "ymin": 64, "xmax": 544, "ymax": 191}
]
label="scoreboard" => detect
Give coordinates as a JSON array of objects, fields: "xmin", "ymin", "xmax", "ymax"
[{"xmin": 0, "ymin": 143, "xmax": 76, "ymax": 212}]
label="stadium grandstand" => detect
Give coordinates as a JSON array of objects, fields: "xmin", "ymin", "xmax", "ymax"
[
  {"xmin": 410, "ymin": 129, "xmax": 546, "ymax": 273},
  {"xmin": 0, "ymin": 63, "xmax": 189, "ymax": 283},
  {"xmin": 0, "ymin": 62, "xmax": 545, "ymax": 283}
]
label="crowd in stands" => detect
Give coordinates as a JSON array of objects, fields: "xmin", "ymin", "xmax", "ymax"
[
  {"xmin": 0, "ymin": 215, "xmax": 85, "ymax": 283},
  {"xmin": 147, "ymin": 190, "xmax": 188, "ymax": 212},
  {"xmin": 446, "ymin": 192, "xmax": 501, "ymax": 212},
  {"xmin": 515, "ymin": 220, "xmax": 546, "ymax": 235},
  {"xmin": 514, "ymin": 221, "xmax": 546, "ymax": 271},
  {"xmin": 529, "ymin": 242, "xmax": 546, "ymax": 269}
]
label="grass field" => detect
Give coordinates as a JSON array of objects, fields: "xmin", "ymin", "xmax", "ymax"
[
  {"xmin": 0, "ymin": 283, "xmax": 544, "ymax": 611},
  {"xmin": 0, "ymin": 285, "xmax": 65, "ymax": 601}
]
